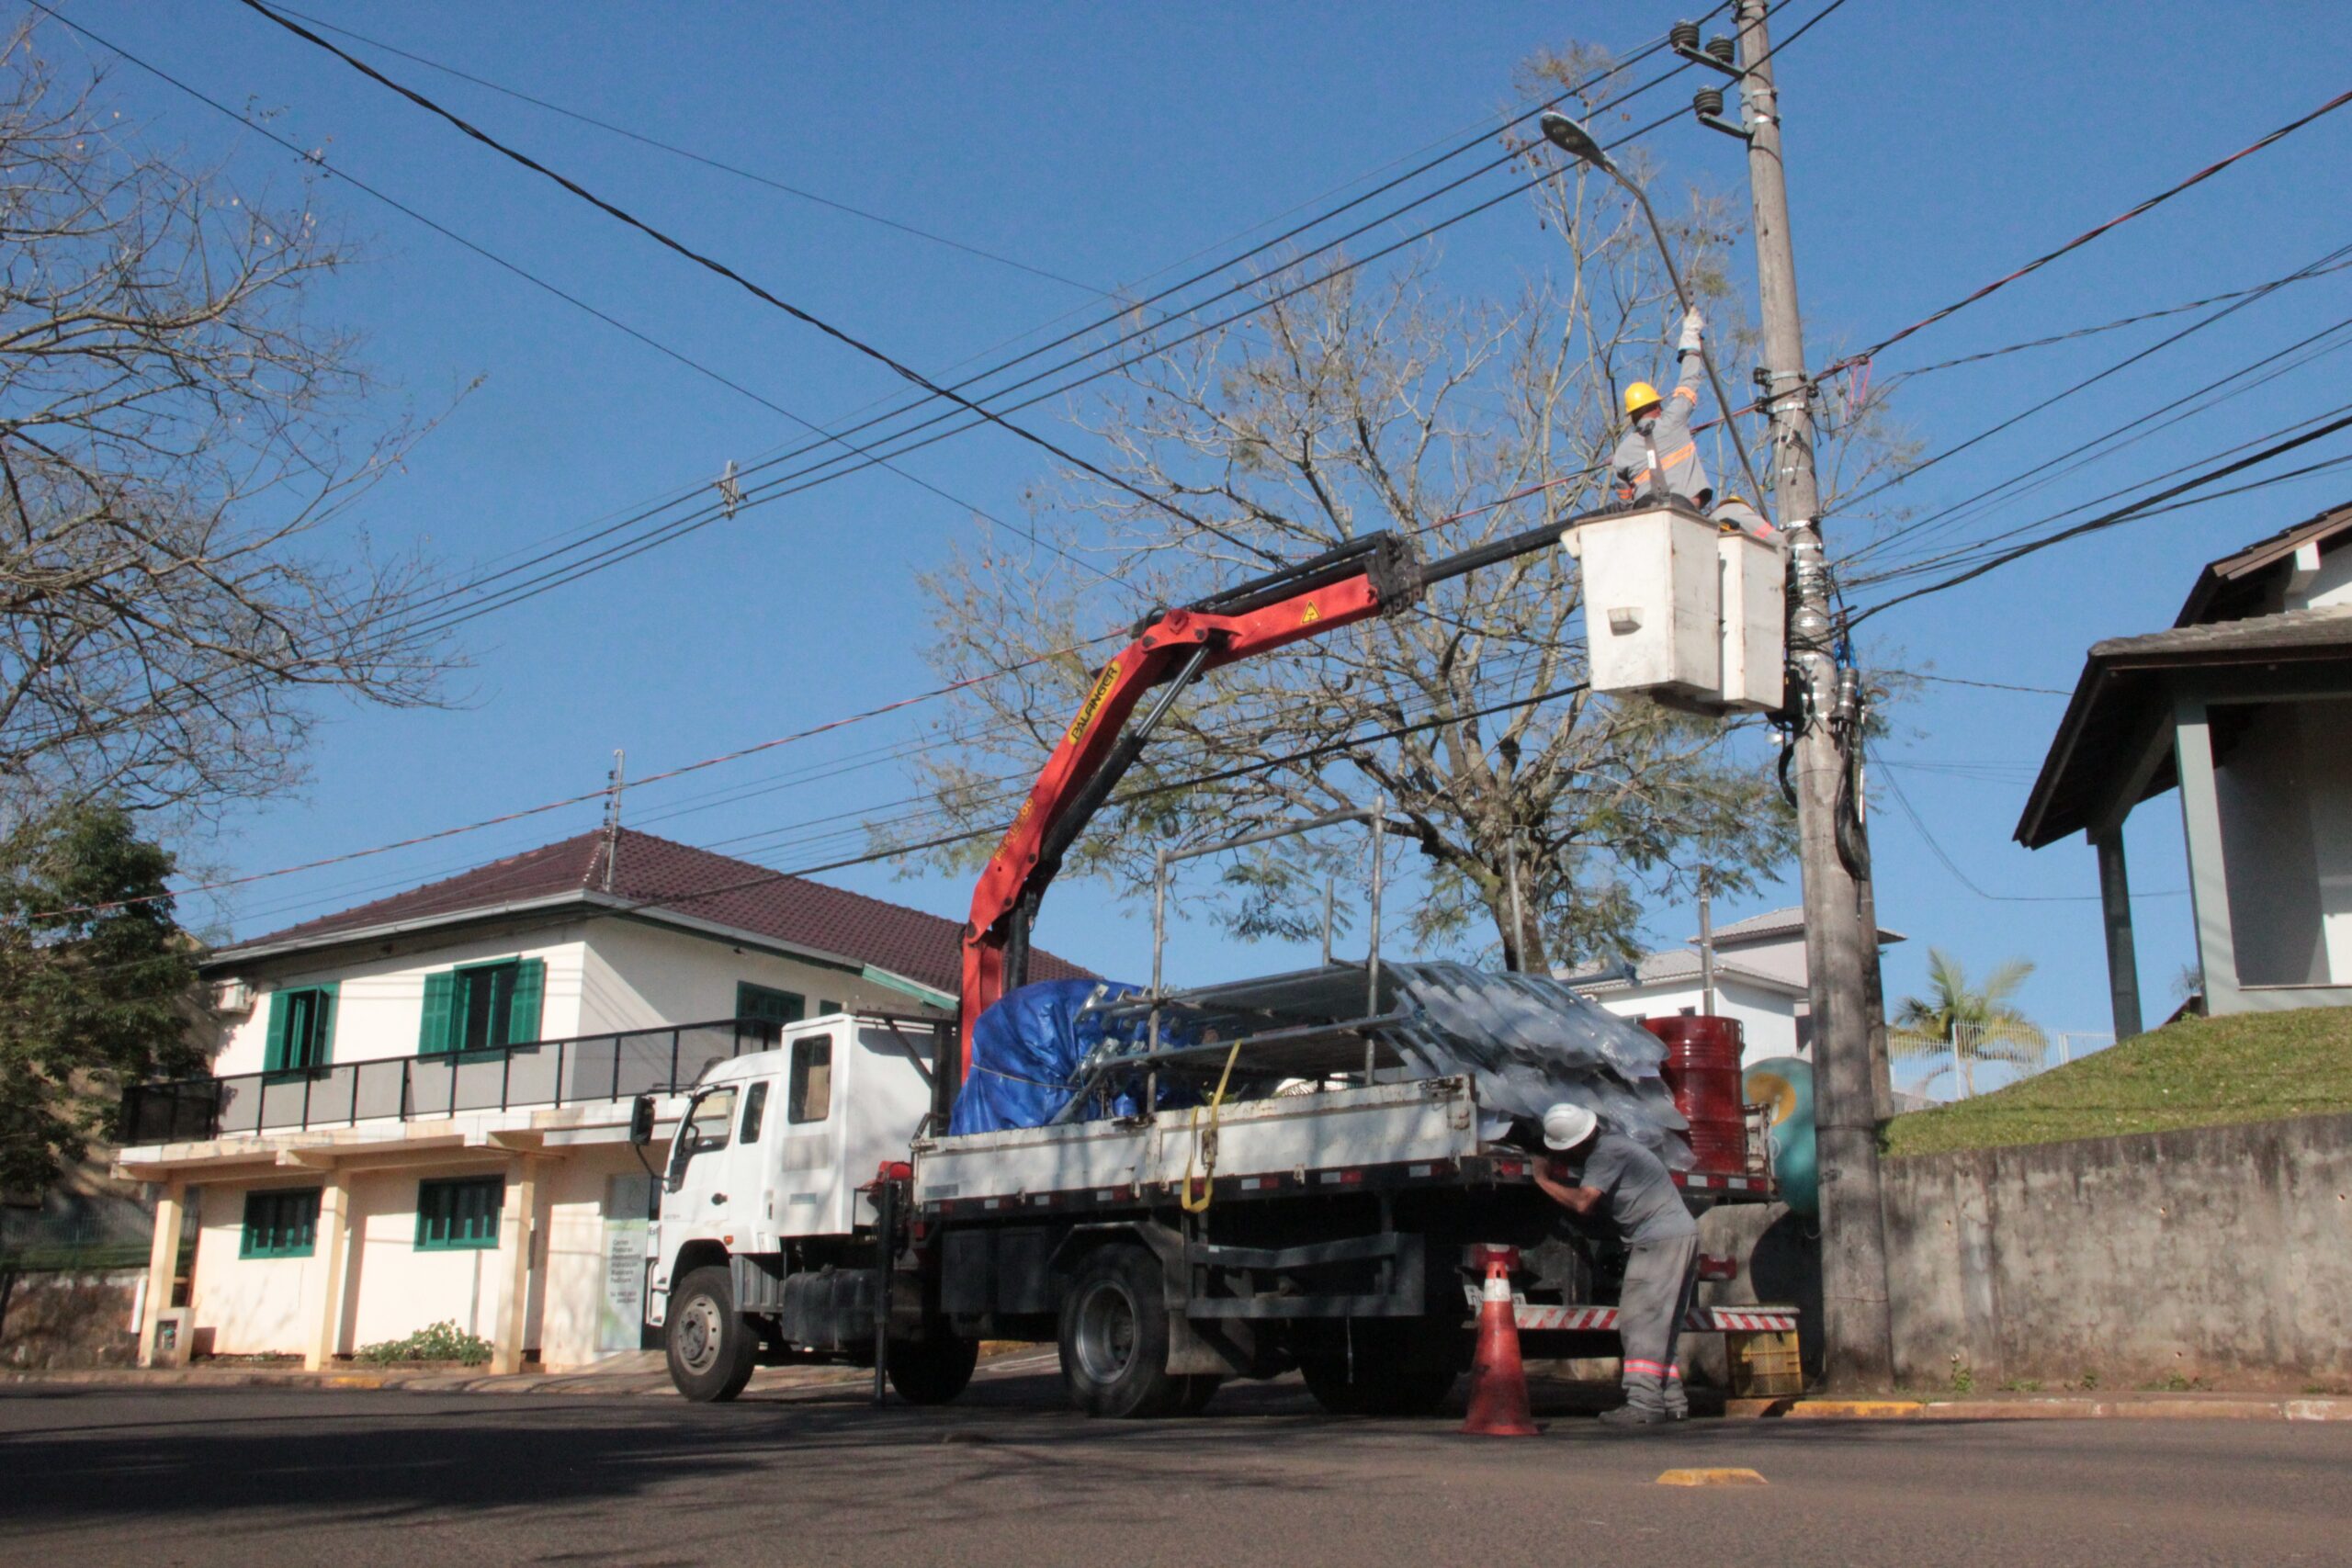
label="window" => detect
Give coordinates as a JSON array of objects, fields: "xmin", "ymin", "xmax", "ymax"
[
  {"xmin": 789, "ymin": 1035, "xmax": 833, "ymax": 1124},
  {"xmin": 740, "ymin": 1081, "xmax": 769, "ymax": 1144},
  {"xmin": 264, "ymin": 985, "xmax": 337, "ymax": 1074},
  {"xmin": 736, "ymin": 982, "xmax": 804, "ymax": 1027},
  {"xmin": 666, "ymin": 1086, "xmax": 739, "ymax": 1190},
  {"xmin": 416, "ymin": 1176, "xmax": 504, "ymax": 1250},
  {"xmin": 819, "ymin": 998, "xmax": 842, "ymax": 1019},
  {"xmin": 419, "ymin": 958, "xmax": 545, "ymax": 1055},
  {"xmin": 240, "ymin": 1188, "xmax": 321, "ymax": 1258}
]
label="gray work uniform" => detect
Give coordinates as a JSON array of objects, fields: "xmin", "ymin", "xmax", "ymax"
[
  {"xmin": 1610, "ymin": 352, "xmax": 1712, "ymax": 510},
  {"xmin": 1564, "ymin": 1132, "xmax": 1700, "ymax": 1416}
]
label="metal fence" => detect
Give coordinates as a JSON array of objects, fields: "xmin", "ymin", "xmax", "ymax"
[
  {"xmin": 1888, "ymin": 1021, "xmax": 2117, "ymax": 1102},
  {"xmin": 118, "ymin": 1017, "xmax": 781, "ymax": 1145}
]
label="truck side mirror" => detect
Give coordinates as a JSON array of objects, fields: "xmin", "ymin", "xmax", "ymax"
[{"xmin": 628, "ymin": 1094, "xmax": 657, "ymax": 1146}]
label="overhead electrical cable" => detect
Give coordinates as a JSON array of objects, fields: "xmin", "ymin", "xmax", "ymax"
[
  {"xmin": 1818, "ymin": 81, "xmax": 2352, "ymax": 380},
  {"xmin": 27, "ymin": 1, "xmax": 1136, "ymax": 600}
]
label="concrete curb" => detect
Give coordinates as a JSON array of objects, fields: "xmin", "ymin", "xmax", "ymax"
[{"xmin": 1721, "ymin": 1393, "xmax": 2352, "ymax": 1423}]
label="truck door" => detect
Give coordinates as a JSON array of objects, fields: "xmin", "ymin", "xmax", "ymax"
[
  {"xmin": 775, "ymin": 1028, "xmax": 839, "ymax": 1234},
  {"xmin": 664, "ymin": 1081, "xmax": 742, "ymax": 1245}
]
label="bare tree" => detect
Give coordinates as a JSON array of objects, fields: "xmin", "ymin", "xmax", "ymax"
[
  {"xmin": 883, "ymin": 51, "xmax": 1931, "ymax": 974},
  {"xmin": 0, "ymin": 25, "xmax": 457, "ymax": 827}
]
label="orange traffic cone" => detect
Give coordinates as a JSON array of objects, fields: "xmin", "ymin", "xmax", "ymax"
[{"xmin": 1460, "ymin": 1245, "xmax": 1539, "ymax": 1437}]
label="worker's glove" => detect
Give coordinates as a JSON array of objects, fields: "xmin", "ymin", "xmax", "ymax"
[{"xmin": 1678, "ymin": 309, "xmax": 1704, "ymax": 354}]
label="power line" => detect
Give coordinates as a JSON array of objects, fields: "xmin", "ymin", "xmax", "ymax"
[
  {"xmin": 1822, "ymin": 81, "xmax": 2352, "ymax": 379},
  {"xmin": 266, "ymin": 6, "xmax": 1114, "ymax": 298},
  {"xmin": 233, "ymin": 0, "xmax": 1311, "ymax": 567},
  {"xmin": 1837, "ymin": 239, "xmax": 2352, "ymax": 525},
  {"xmin": 27, "ymin": 1, "xmax": 1137, "ymax": 602},
  {"xmin": 1856, "ymin": 410, "xmax": 2352, "ymax": 621},
  {"xmin": 1876, "ymin": 761, "xmax": 2183, "ymax": 903},
  {"xmin": 1894, "ymin": 671, "xmax": 2073, "ymax": 697}
]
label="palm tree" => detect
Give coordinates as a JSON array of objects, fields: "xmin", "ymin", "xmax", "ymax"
[{"xmin": 1890, "ymin": 949, "xmax": 2047, "ymax": 1098}]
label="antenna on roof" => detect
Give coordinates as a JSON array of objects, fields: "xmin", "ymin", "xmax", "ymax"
[{"xmin": 603, "ymin": 747, "xmax": 626, "ymax": 893}]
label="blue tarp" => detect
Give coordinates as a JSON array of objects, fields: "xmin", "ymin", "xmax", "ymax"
[{"xmin": 953, "ymin": 980, "xmax": 1196, "ymax": 1134}]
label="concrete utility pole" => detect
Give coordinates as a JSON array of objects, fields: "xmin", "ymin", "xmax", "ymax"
[{"xmin": 1732, "ymin": 0, "xmax": 1895, "ymax": 1387}]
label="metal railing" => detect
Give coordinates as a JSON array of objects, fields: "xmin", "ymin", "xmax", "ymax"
[{"xmin": 118, "ymin": 1017, "xmax": 782, "ymax": 1145}]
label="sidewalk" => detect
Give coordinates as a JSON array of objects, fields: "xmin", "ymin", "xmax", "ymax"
[{"xmin": 1724, "ymin": 1392, "xmax": 2352, "ymax": 1423}]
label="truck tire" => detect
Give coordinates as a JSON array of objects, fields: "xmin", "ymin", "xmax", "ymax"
[
  {"xmin": 887, "ymin": 1330, "xmax": 978, "ymax": 1404},
  {"xmin": 1173, "ymin": 1374, "xmax": 1222, "ymax": 1416},
  {"xmin": 667, "ymin": 1264, "xmax": 759, "ymax": 1403},
  {"xmin": 1057, "ymin": 1244, "xmax": 1181, "ymax": 1418},
  {"xmin": 1300, "ymin": 1322, "xmax": 1464, "ymax": 1417}
]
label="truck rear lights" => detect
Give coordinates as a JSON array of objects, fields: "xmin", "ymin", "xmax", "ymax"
[{"xmin": 1697, "ymin": 1253, "xmax": 1738, "ymax": 1282}]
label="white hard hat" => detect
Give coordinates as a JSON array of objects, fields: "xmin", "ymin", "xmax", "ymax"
[{"xmin": 1542, "ymin": 1102, "xmax": 1600, "ymax": 1150}]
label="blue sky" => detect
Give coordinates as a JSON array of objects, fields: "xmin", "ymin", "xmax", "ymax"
[{"xmin": 40, "ymin": 0, "xmax": 2352, "ymax": 1059}]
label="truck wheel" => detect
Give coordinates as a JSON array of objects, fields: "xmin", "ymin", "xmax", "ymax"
[
  {"xmin": 1058, "ymin": 1244, "xmax": 1181, "ymax": 1418},
  {"xmin": 1173, "ymin": 1374, "xmax": 1222, "ymax": 1416},
  {"xmin": 667, "ymin": 1265, "xmax": 758, "ymax": 1403},
  {"xmin": 1300, "ymin": 1322, "xmax": 1464, "ymax": 1417},
  {"xmin": 887, "ymin": 1330, "xmax": 978, "ymax": 1404}
]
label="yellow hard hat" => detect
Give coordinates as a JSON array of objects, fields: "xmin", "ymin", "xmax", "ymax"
[{"xmin": 1623, "ymin": 381, "xmax": 1661, "ymax": 416}]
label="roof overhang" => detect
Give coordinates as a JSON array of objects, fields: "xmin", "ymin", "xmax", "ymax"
[
  {"xmin": 2017, "ymin": 608, "xmax": 2352, "ymax": 848},
  {"xmin": 203, "ymin": 888, "xmax": 955, "ymax": 1007}
]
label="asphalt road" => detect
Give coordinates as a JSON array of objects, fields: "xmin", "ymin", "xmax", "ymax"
[{"xmin": 7, "ymin": 1368, "xmax": 2349, "ymax": 1567}]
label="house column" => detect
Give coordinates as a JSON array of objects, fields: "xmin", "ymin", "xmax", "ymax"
[
  {"xmin": 2091, "ymin": 828, "xmax": 2144, "ymax": 1039},
  {"xmin": 303, "ymin": 1168, "xmax": 352, "ymax": 1372},
  {"xmin": 491, "ymin": 1157, "xmax": 540, "ymax": 1375},
  {"xmin": 2174, "ymin": 695, "xmax": 2241, "ymax": 1014},
  {"xmin": 136, "ymin": 1181, "xmax": 184, "ymax": 1368}
]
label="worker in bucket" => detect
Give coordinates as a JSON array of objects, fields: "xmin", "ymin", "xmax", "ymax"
[
  {"xmin": 1611, "ymin": 309, "xmax": 1713, "ymax": 512},
  {"xmin": 1532, "ymin": 1101, "xmax": 1701, "ymax": 1427}
]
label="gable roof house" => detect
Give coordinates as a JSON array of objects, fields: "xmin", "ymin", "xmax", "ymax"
[
  {"xmin": 1560, "ymin": 905, "xmax": 1905, "ymax": 1066},
  {"xmin": 2018, "ymin": 502, "xmax": 2352, "ymax": 1032},
  {"xmin": 112, "ymin": 828, "xmax": 1084, "ymax": 1374}
]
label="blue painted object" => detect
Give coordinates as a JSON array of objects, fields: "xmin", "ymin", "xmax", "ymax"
[{"xmin": 1743, "ymin": 1055, "xmax": 1817, "ymax": 1217}]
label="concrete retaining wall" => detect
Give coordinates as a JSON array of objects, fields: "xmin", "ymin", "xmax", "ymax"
[
  {"xmin": 1881, "ymin": 1111, "xmax": 2352, "ymax": 1391},
  {"xmin": 1698, "ymin": 1112, "xmax": 2352, "ymax": 1391}
]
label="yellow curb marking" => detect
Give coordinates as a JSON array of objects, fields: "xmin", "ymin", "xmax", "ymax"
[
  {"xmin": 1657, "ymin": 1468, "xmax": 1769, "ymax": 1487},
  {"xmin": 1784, "ymin": 1400, "xmax": 1924, "ymax": 1419}
]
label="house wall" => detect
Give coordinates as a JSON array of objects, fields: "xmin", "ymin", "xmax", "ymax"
[
  {"xmin": 2215, "ymin": 704, "xmax": 2341, "ymax": 987},
  {"xmin": 213, "ymin": 924, "xmax": 597, "ymax": 1077},
  {"xmin": 574, "ymin": 918, "xmax": 940, "ymax": 1035},
  {"xmin": 183, "ymin": 1145, "xmax": 653, "ymax": 1370},
  {"xmin": 1584, "ymin": 977, "xmax": 1802, "ymax": 1066},
  {"xmin": 187, "ymin": 1180, "xmax": 323, "ymax": 1357},
  {"xmin": 212, "ymin": 916, "xmax": 949, "ymax": 1080}
]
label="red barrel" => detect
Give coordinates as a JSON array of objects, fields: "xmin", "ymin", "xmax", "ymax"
[{"xmin": 1643, "ymin": 1016, "xmax": 1748, "ymax": 1174}]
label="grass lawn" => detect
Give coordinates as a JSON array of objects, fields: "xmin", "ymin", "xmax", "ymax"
[{"xmin": 1881, "ymin": 1006, "xmax": 2352, "ymax": 1158}]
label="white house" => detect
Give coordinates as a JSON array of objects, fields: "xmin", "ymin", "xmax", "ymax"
[
  {"xmin": 1559, "ymin": 906, "xmax": 1905, "ymax": 1066},
  {"xmin": 2018, "ymin": 501, "xmax": 2352, "ymax": 1033},
  {"xmin": 113, "ymin": 828, "xmax": 1085, "ymax": 1373}
]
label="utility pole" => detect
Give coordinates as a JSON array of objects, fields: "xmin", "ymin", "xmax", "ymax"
[
  {"xmin": 1731, "ymin": 0, "xmax": 1894, "ymax": 1387},
  {"xmin": 603, "ymin": 747, "xmax": 626, "ymax": 893}
]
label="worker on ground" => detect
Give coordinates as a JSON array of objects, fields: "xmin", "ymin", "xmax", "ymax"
[
  {"xmin": 1532, "ymin": 1101, "xmax": 1700, "ymax": 1427},
  {"xmin": 1611, "ymin": 309, "xmax": 1713, "ymax": 512}
]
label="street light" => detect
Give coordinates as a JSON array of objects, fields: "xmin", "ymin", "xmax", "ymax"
[{"xmin": 1538, "ymin": 110, "xmax": 1769, "ymax": 509}]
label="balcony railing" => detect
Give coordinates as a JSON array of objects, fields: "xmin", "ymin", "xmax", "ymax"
[{"xmin": 119, "ymin": 1017, "xmax": 782, "ymax": 1145}]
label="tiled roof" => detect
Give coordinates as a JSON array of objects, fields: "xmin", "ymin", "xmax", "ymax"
[
  {"xmin": 1684, "ymin": 905, "xmax": 1905, "ymax": 947},
  {"xmin": 220, "ymin": 829, "xmax": 1089, "ymax": 997},
  {"xmin": 2174, "ymin": 498, "xmax": 2352, "ymax": 627}
]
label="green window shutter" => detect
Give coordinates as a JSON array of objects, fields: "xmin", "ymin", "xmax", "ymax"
[
  {"xmin": 506, "ymin": 958, "xmax": 545, "ymax": 1045},
  {"xmin": 263, "ymin": 990, "xmax": 290, "ymax": 1073},
  {"xmin": 419, "ymin": 970, "xmax": 457, "ymax": 1055},
  {"xmin": 314, "ymin": 982, "xmax": 339, "ymax": 1067}
]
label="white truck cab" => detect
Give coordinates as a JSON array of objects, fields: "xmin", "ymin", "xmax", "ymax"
[{"xmin": 639, "ymin": 1011, "xmax": 956, "ymax": 1401}]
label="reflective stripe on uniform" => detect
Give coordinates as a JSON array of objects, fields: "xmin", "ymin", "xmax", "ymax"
[{"xmin": 1623, "ymin": 1358, "xmax": 1672, "ymax": 1378}]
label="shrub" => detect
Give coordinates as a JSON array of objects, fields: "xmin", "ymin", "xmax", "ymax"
[{"xmin": 356, "ymin": 1320, "xmax": 493, "ymax": 1365}]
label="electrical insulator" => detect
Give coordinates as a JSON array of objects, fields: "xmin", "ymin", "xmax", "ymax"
[
  {"xmin": 1706, "ymin": 36, "xmax": 1737, "ymax": 65},
  {"xmin": 1669, "ymin": 19, "xmax": 1701, "ymax": 51},
  {"xmin": 1694, "ymin": 85, "xmax": 1725, "ymax": 118}
]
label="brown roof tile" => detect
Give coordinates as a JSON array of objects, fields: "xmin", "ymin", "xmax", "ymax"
[{"xmin": 227, "ymin": 829, "xmax": 1090, "ymax": 997}]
